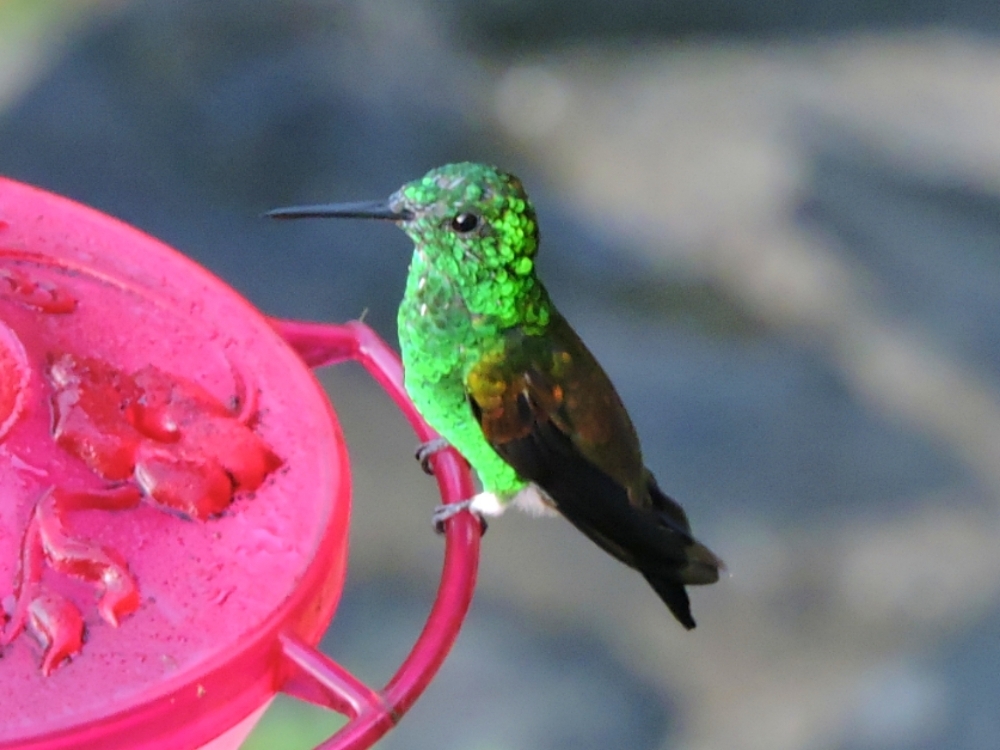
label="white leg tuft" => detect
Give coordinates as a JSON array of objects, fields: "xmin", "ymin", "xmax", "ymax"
[{"xmin": 468, "ymin": 491, "xmax": 508, "ymax": 517}]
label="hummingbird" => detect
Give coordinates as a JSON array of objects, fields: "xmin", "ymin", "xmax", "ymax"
[{"xmin": 268, "ymin": 162, "xmax": 722, "ymax": 629}]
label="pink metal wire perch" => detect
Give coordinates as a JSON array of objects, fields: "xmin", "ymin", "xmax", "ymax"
[{"xmin": 271, "ymin": 318, "xmax": 481, "ymax": 750}]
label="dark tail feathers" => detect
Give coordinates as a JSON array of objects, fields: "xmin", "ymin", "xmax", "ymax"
[
  {"xmin": 641, "ymin": 570, "xmax": 697, "ymax": 630},
  {"xmin": 494, "ymin": 415, "xmax": 722, "ymax": 629}
]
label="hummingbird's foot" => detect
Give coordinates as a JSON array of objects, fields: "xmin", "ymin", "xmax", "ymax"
[
  {"xmin": 432, "ymin": 495, "xmax": 493, "ymax": 536},
  {"xmin": 415, "ymin": 437, "xmax": 451, "ymax": 475}
]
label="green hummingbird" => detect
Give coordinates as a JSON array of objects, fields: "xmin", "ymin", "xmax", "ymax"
[{"xmin": 268, "ymin": 162, "xmax": 722, "ymax": 628}]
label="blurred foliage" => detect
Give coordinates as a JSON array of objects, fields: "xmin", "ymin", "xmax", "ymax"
[{"xmin": 243, "ymin": 696, "xmax": 346, "ymax": 749}]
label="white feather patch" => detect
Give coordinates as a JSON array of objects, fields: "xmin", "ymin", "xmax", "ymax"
[
  {"xmin": 512, "ymin": 484, "xmax": 559, "ymax": 517},
  {"xmin": 468, "ymin": 485, "xmax": 558, "ymax": 518}
]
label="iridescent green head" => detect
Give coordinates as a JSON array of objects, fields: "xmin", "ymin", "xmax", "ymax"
[{"xmin": 387, "ymin": 162, "xmax": 539, "ymax": 279}]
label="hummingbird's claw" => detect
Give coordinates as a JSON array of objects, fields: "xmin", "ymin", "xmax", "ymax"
[
  {"xmin": 415, "ymin": 437, "xmax": 451, "ymax": 475},
  {"xmin": 432, "ymin": 500, "xmax": 488, "ymax": 536}
]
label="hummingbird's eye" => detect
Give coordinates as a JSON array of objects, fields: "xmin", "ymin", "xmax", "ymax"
[{"xmin": 450, "ymin": 213, "xmax": 480, "ymax": 234}]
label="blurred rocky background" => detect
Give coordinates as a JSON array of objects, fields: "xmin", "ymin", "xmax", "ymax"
[{"xmin": 4, "ymin": 0, "xmax": 1000, "ymax": 748}]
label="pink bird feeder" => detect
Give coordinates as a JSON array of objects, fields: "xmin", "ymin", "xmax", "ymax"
[{"xmin": 0, "ymin": 176, "xmax": 481, "ymax": 749}]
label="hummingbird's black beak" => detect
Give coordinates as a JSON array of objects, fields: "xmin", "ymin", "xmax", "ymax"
[{"xmin": 265, "ymin": 200, "xmax": 412, "ymax": 221}]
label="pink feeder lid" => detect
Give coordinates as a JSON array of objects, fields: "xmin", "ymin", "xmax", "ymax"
[{"xmin": 0, "ymin": 177, "xmax": 481, "ymax": 750}]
